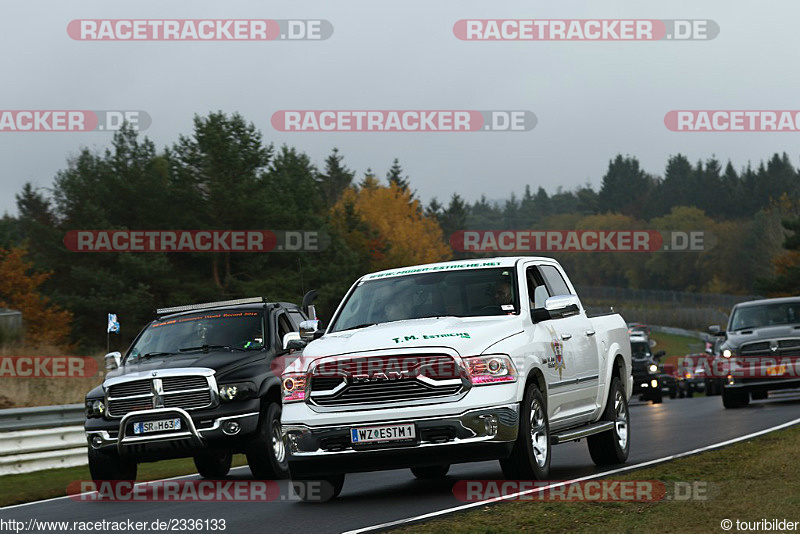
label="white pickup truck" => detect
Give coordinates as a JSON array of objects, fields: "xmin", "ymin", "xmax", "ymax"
[{"xmin": 280, "ymin": 257, "xmax": 632, "ymax": 500}]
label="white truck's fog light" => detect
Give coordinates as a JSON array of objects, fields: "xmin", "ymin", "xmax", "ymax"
[
  {"xmin": 222, "ymin": 420, "xmax": 241, "ymax": 435},
  {"xmin": 482, "ymin": 415, "xmax": 499, "ymax": 437},
  {"xmin": 287, "ymin": 432, "xmax": 299, "ymax": 453}
]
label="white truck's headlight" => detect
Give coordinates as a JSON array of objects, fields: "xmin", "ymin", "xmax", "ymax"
[
  {"xmin": 722, "ymin": 349, "xmax": 732, "ymax": 358},
  {"xmin": 281, "ymin": 373, "xmax": 307, "ymax": 402},
  {"xmin": 464, "ymin": 355, "xmax": 517, "ymax": 386}
]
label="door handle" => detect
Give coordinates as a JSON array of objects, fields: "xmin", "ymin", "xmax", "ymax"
[
  {"xmin": 560, "ymin": 333, "xmax": 572, "ymax": 341},
  {"xmin": 585, "ymin": 330, "xmax": 596, "ymax": 336}
]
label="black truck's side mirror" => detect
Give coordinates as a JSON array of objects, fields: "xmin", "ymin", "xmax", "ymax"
[{"xmin": 302, "ymin": 290, "xmax": 319, "ymax": 320}]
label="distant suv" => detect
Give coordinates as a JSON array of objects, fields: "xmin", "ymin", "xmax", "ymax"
[
  {"xmin": 710, "ymin": 297, "xmax": 800, "ymax": 408},
  {"xmin": 84, "ymin": 296, "xmax": 311, "ymax": 481},
  {"xmin": 630, "ymin": 334, "xmax": 667, "ymax": 403}
]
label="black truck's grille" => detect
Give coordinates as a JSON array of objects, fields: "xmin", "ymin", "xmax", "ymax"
[
  {"xmin": 107, "ymin": 374, "xmax": 214, "ymax": 417},
  {"xmin": 631, "ymin": 360, "xmax": 654, "ymax": 381},
  {"xmin": 108, "ymin": 380, "xmax": 151, "ymax": 398},
  {"xmin": 739, "ymin": 339, "xmax": 800, "ymax": 358},
  {"xmin": 309, "ymin": 354, "xmax": 465, "ymax": 407},
  {"xmin": 163, "ymin": 376, "xmax": 209, "ymax": 392}
]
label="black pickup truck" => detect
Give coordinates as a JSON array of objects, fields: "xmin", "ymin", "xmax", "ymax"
[
  {"xmin": 630, "ymin": 334, "xmax": 670, "ymax": 403},
  {"xmin": 84, "ymin": 296, "xmax": 315, "ymax": 481},
  {"xmin": 709, "ymin": 297, "xmax": 800, "ymax": 408}
]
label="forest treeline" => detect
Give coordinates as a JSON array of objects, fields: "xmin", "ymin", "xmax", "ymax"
[{"xmin": 1, "ymin": 112, "xmax": 799, "ymax": 348}]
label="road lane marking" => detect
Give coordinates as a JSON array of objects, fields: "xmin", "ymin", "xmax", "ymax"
[
  {"xmin": 344, "ymin": 416, "xmax": 800, "ymax": 533},
  {"xmin": 0, "ymin": 466, "xmax": 251, "ymax": 510}
]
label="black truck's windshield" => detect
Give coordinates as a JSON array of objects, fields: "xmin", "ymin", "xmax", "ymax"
[
  {"xmin": 631, "ymin": 340, "xmax": 652, "ymax": 360},
  {"xmin": 330, "ymin": 267, "xmax": 519, "ymax": 332},
  {"xmin": 126, "ymin": 311, "xmax": 265, "ymax": 363},
  {"xmin": 729, "ymin": 301, "xmax": 800, "ymax": 331}
]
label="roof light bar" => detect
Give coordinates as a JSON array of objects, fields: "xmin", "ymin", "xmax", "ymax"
[{"xmin": 156, "ymin": 297, "xmax": 267, "ymax": 315}]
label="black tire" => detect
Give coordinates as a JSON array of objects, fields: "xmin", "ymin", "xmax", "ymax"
[
  {"xmin": 668, "ymin": 386, "xmax": 677, "ymax": 399},
  {"xmin": 588, "ymin": 377, "xmax": 631, "ymax": 466},
  {"xmin": 88, "ymin": 448, "xmax": 137, "ymax": 481},
  {"xmin": 291, "ymin": 474, "xmax": 346, "ymax": 502},
  {"xmin": 500, "ymin": 382, "xmax": 550, "ymax": 480},
  {"xmin": 651, "ymin": 387, "xmax": 663, "ymax": 404},
  {"xmin": 722, "ymin": 387, "xmax": 750, "ymax": 409},
  {"xmin": 410, "ymin": 465, "xmax": 450, "ymax": 479},
  {"xmin": 193, "ymin": 450, "xmax": 232, "ymax": 479},
  {"xmin": 686, "ymin": 384, "xmax": 694, "ymax": 398},
  {"xmin": 246, "ymin": 402, "xmax": 289, "ymax": 479}
]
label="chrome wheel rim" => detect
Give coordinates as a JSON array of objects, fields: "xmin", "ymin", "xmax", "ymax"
[
  {"xmin": 529, "ymin": 397, "xmax": 549, "ymax": 467},
  {"xmin": 272, "ymin": 421, "xmax": 286, "ymax": 464},
  {"xmin": 614, "ymin": 389, "xmax": 629, "ymax": 450}
]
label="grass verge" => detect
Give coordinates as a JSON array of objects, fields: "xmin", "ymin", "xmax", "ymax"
[
  {"xmin": 0, "ymin": 455, "xmax": 249, "ymax": 507},
  {"xmin": 393, "ymin": 424, "xmax": 800, "ymax": 534},
  {"xmin": 648, "ymin": 331, "xmax": 702, "ymax": 358}
]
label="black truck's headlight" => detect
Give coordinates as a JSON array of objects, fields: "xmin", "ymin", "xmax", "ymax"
[
  {"xmin": 85, "ymin": 399, "xmax": 105, "ymax": 417},
  {"xmin": 218, "ymin": 382, "xmax": 257, "ymax": 402},
  {"xmin": 649, "ymin": 364, "xmax": 658, "ymax": 374}
]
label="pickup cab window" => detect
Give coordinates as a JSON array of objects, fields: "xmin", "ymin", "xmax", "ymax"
[{"xmin": 538, "ymin": 265, "xmax": 573, "ymax": 297}]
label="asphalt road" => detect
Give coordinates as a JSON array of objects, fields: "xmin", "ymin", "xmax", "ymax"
[{"xmin": 2, "ymin": 392, "xmax": 799, "ymax": 533}]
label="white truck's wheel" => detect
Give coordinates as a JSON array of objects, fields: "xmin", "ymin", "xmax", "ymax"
[{"xmin": 588, "ymin": 377, "xmax": 630, "ymax": 465}]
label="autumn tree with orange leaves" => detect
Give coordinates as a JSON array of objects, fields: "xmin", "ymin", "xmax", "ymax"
[
  {"xmin": 0, "ymin": 247, "xmax": 72, "ymax": 347},
  {"xmin": 331, "ymin": 178, "xmax": 451, "ymax": 272}
]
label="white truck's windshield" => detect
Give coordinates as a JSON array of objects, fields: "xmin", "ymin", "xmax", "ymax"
[{"xmin": 330, "ymin": 267, "xmax": 519, "ymax": 332}]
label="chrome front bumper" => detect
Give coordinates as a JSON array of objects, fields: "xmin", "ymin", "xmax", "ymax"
[
  {"xmin": 86, "ymin": 408, "xmax": 259, "ymax": 454},
  {"xmin": 282, "ymin": 403, "xmax": 519, "ymax": 458}
]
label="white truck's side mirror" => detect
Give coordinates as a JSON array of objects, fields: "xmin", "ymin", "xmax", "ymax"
[
  {"xmin": 299, "ymin": 319, "xmax": 321, "ymax": 341},
  {"xmin": 544, "ymin": 295, "xmax": 580, "ymax": 316}
]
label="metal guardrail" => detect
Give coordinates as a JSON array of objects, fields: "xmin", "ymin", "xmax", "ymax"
[
  {"xmin": 0, "ymin": 404, "xmax": 87, "ymax": 475},
  {"xmin": 0, "ymin": 404, "xmax": 84, "ymax": 432}
]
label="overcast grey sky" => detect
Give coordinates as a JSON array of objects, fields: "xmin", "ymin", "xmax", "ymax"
[{"xmin": 2, "ymin": 1, "xmax": 799, "ymax": 215}]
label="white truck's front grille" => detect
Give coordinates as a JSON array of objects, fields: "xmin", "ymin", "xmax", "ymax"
[{"xmin": 308, "ymin": 354, "xmax": 465, "ymax": 407}]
